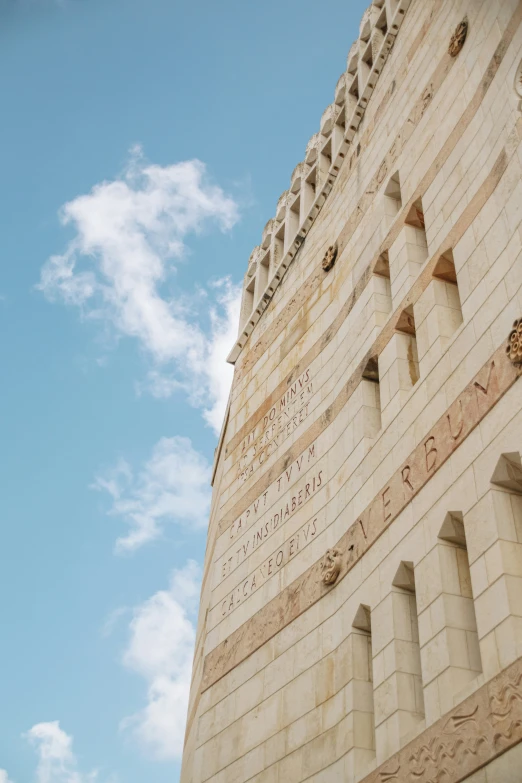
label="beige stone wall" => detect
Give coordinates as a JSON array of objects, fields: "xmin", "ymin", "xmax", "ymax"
[{"xmin": 181, "ymin": 0, "xmax": 522, "ymax": 780}]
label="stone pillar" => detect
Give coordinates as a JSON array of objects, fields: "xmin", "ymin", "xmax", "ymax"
[
  {"xmin": 379, "ymin": 331, "xmax": 419, "ymax": 429},
  {"xmin": 371, "ymin": 562, "xmax": 425, "ymax": 763},
  {"xmin": 415, "ymin": 517, "xmax": 482, "ymax": 726},
  {"xmin": 465, "ymin": 475, "xmax": 522, "ymax": 681},
  {"xmin": 239, "ymin": 273, "xmax": 255, "ymax": 331},
  {"xmin": 388, "ymin": 223, "xmax": 428, "ymax": 308},
  {"xmin": 341, "ymin": 605, "xmax": 376, "ymax": 777},
  {"xmin": 414, "ymin": 278, "xmax": 463, "ymax": 377},
  {"xmin": 284, "ymin": 201, "xmax": 300, "ymax": 254},
  {"xmin": 300, "ymin": 175, "xmax": 315, "ymax": 225},
  {"xmin": 351, "ymin": 378, "xmax": 381, "ymax": 453},
  {"xmin": 254, "ymin": 251, "xmax": 270, "ymax": 305}
]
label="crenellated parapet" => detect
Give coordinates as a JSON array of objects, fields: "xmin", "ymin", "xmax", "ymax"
[{"xmin": 230, "ymin": 0, "xmax": 412, "ymax": 363}]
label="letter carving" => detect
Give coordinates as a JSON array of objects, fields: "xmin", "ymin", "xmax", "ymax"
[
  {"xmin": 506, "ymin": 318, "xmax": 522, "ymax": 366},
  {"xmin": 320, "ymin": 548, "xmax": 342, "ymax": 585},
  {"xmin": 322, "ymin": 243, "xmax": 338, "ymax": 272},
  {"xmin": 448, "ymin": 18, "xmax": 468, "ymax": 57}
]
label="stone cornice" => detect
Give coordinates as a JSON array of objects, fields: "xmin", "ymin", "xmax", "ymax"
[{"xmin": 227, "ymin": 0, "xmax": 412, "ymax": 365}]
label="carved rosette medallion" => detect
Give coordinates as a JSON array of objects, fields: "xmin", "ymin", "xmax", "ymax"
[
  {"xmin": 506, "ymin": 318, "xmax": 522, "ymax": 366},
  {"xmin": 320, "ymin": 548, "xmax": 342, "ymax": 585},
  {"xmin": 322, "ymin": 243, "xmax": 338, "ymax": 272},
  {"xmin": 448, "ymin": 18, "xmax": 468, "ymax": 57}
]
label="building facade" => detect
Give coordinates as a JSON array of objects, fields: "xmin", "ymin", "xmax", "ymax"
[{"xmin": 181, "ymin": 1, "xmax": 522, "ymax": 780}]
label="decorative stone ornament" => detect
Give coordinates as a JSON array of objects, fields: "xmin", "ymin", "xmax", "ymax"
[
  {"xmin": 320, "ymin": 548, "xmax": 342, "ymax": 585},
  {"xmin": 515, "ymin": 60, "xmax": 522, "ymax": 97},
  {"xmin": 514, "ymin": 60, "xmax": 522, "ymax": 111},
  {"xmin": 506, "ymin": 318, "xmax": 522, "ymax": 366},
  {"xmin": 322, "ymin": 244, "xmax": 338, "ymax": 272},
  {"xmin": 448, "ymin": 18, "xmax": 468, "ymax": 57}
]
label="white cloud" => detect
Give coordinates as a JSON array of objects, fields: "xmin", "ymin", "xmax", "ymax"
[
  {"xmin": 120, "ymin": 561, "xmax": 200, "ymax": 759},
  {"xmin": 92, "ymin": 436, "xmax": 211, "ymax": 553},
  {"xmin": 38, "ymin": 146, "xmax": 241, "ymax": 434},
  {"xmin": 0, "ymin": 770, "xmax": 14, "ymax": 783},
  {"xmin": 25, "ymin": 722, "xmax": 98, "ymax": 783}
]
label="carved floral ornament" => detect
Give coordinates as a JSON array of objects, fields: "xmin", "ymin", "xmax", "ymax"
[
  {"xmin": 322, "ymin": 243, "xmax": 338, "ymax": 272},
  {"xmin": 506, "ymin": 318, "xmax": 522, "ymax": 366},
  {"xmin": 448, "ymin": 17, "xmax": 468, "ymax": 57},
  {"xmin": 516, "ymin": 60, "xmax": 522, "ymax": 97},
  {"xmin": 320, "ymin": 548, "xmax": 342, "ymax": 585}
]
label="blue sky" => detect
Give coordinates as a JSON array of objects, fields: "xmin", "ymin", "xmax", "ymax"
[{"xmin": 0, "ymin": 0, "xmax": 368, "ymax": 780}]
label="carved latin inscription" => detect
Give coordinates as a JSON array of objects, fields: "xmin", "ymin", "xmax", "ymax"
[
  {"xmin": 219, "ymin": 464, "xmax": 323, "ymax": 581},
  {"xmin": 448, "ymin": 18, "xmax": 468, "ymax": 57},
  {"xmin": 506, "ymin": 318, "xmax": 522, "ymax": 366},
  {"xmin": 203, "ymin": 347, "xmax": 521, "ymax": 692},
  {"xmin": 219, "ymin": 516, "xmax": 320, "ymax": 619},
  {"xmin": 320, "ymin": 548, "xmax": 342, "ymax": 585},
  {"xmin": 236, "ymin": 370, "xmax": 314, "ymax": 484}
]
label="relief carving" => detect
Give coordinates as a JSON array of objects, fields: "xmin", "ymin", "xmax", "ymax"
[
  {"xmin": 408, "ymin": 705, "xmax": 487, "ymax": 781},
  {"xmin": 506, "ymin": 318, "xmax": 522, "ymax": 365},
  {"xmin": 357, "ymin": 657, "xmax": 522, "ymax": 783},
  {"xmin": 448, "ymin": 18, "xmax": 468, "ymax": 57},
  {"xmin": 489, "ymin": 660, "xmax": 522, "ymax": 752},
  {"xmin": 379, "ymin": 761, "xmax": 400, "ymax": 781},
  {"xmin": 322, "ymin": 243, "xmax": 338, "ymax": 272},
  {"xmin": 514, "ymin": 59, "xmax": 522, "ymax": 99},
  {"xmin": 320, "ymin": 548, "xmax": 341, "ymax": 584}
]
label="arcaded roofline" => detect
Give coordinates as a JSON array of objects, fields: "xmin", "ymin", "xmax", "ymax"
[{"xmin": 228, "ymin": 0, "xmax": 412, "ymax": 365}]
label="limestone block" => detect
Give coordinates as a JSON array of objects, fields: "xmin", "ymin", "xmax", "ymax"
[
  {"xmin": 414, "ymin": 279, "xmax": 463, "ymax": 376},
  {"xmin": 388, "ymin": 224, "xmax": 428, "ymax": 308},
  {"xmin": 351, "ymin": 378, "xmax": 382, "ymax": 449},
  {"xmin": 372, "ymin": 588, "xmax": 424, "ymax": 761},
  {"xmin": 379, "ymin": 333, "xmax": 419, "ymax": 429}
]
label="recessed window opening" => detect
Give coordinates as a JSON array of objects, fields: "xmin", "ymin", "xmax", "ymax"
[
  {"xmin": 405, "ymin": 198, "xmax": 425, "ymax": 230},
  {"xmin": 362, "ymin": 355, "xmax": 382, "ymax": 428},
  {"xmin": 396, "ymin": 305, "xmax": 416, "ymax": 335},
  {"xmin": 301, "ymin": 168, "xmax": 316, "ymax": 223},
  {"xmin": 318, "ymin": 139, "xmax": 332, "ymax": 189},
  {"xmin": 286, "ymin": 196, "xmax": 300, "ymax": 251},
  {"xmin": 384, "ymin": 171, "xmax": 402, "ymax": 225},
  {"xmin": 255, "ymin": 250, "xmax": 270, "ymax": 300},
  {"xmin": 392, "ymin": 561, "xmax": 425, "ymax": 719},
  {"xmin": 321, "ymin": 138, "xmax": 332, "ymax": 167},
  {"xmin": 396, "ymin": 306, "xmax": 420, "ymax": 386},
  {"xmin": 349, "ymin": 73, "xmax": 360, "ymax": 101},
  {"xmin": 432, "ymin": 249, "xmax": 464, "ymax": 338},
  {"xmin": 374, "ymin": 251, "xmax": 390, "ymax": 278},
  {"xmin": 438, "ymin": 511, "xmax": 483, "ymax": 675},
  {"xmin": 273, "ymin": 224, "xmax": 285, "ymax": 270},
  {"xmin": 362, "ymin": 40, "xmax": 373, "ymax": 68},
  {"xmin": 332, "ymin": 107, "xmax": 346, "ymax": 158},
  {"xmin": 239, "ymin": 276, "xmax": 255, "ymax": 330},
  {"xmin": 376, "ymin": 6, "xmax": 388, "ymax": 34},
  {"xmin": 352, "ymin": 604, "xmax": 376, "ymax": 754}
]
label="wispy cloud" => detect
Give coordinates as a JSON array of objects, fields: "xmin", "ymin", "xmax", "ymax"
[
  {"xmin": 38, "ymin": 145, "xmax": 241, "ymax": 434},
  {"xmin": 24, "ymin": 722, "xmax": 105, "ymax": 783},
  {"xmin": 120, "ymin": 561, "xmax": 200, "ymax": 759},
  {"xmin": 92, "ymin": 436, "xmax": 211, "ymax": 553}
]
